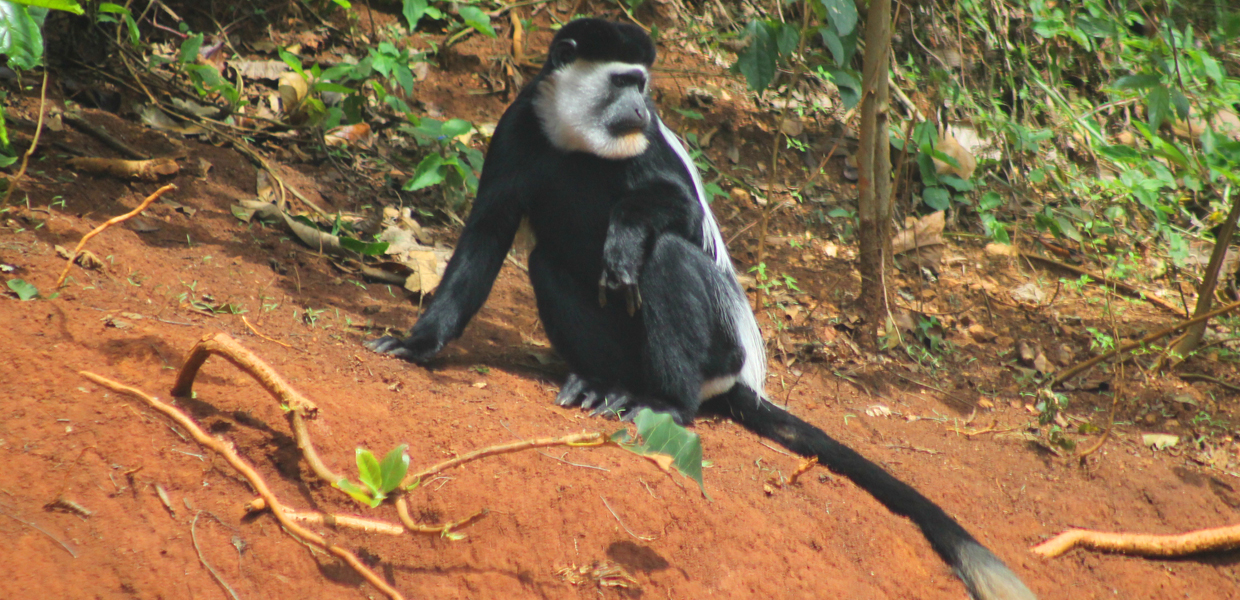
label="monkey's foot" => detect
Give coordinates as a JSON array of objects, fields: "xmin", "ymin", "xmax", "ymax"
[
  {"xmin": 555, "ymin": 373, "xmax": 636, "ymax": 420},
  {"xmin": 555, "ymin": 374, "xmax": 693, "ymax": 424},
  {"xmin": 364, "ymin": 333, "xmax": 443, "ymax": 363}
]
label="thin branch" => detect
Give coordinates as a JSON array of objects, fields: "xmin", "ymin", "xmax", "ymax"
[
  {"xmin": 2, "ymin": 71, "xmax": 49, "ymax": 206},
  {"xmin": 55, "ymin": 184, "xmax": 178, "ymax": 288},
  {"xmin": 79, "ymin": 371, "xmax": 405, "ymax": 600},
  {"xmin": 1051, "ymin": 300, "xmax": 1240, "ymax": 386},
  {"xmin": 401, "ymin": 431, "xmax": 605, "ymax": 488},
  {"xmin": 191, "ymin": 512, "xmax": 241, "ymax": 600}
]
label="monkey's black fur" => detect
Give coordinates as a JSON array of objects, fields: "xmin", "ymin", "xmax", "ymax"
[{"xmin": 369, "ymin": 19, "xmax": 1035, "ymax": 600}]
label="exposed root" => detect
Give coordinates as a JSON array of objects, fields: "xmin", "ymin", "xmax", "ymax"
[
  {"xmin": 79, "ymin": 371, "xmax": 405, "ymax": 600},
  {"xmin": 1033, "ymin": 523, "xmax": 1240, "ymax": 559}
]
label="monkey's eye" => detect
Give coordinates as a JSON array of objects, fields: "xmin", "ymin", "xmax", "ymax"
[
  {"xmin": 553, "ymin": 40, "xmax": 578, "ymax": 66},
  {"xmin": 609, "ymin": 70, "xmax": 646, "ymax": 90}
]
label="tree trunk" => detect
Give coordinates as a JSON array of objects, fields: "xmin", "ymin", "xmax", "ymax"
[
  {"xmin": 856, "ymin": 0, "xmax": 893, "ymax": 349},
  {"xmin": 1171, "ymin": 188, "xmax": 1240, "ymax": 359}
]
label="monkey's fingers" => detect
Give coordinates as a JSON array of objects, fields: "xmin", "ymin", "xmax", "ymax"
[
  {"xmin": 556, "ymin": 374, "xmax": 589, "ymax": 406},
  {"xmin": 590, "ymin": 390, "xmax": 631, "ymax": 418}
]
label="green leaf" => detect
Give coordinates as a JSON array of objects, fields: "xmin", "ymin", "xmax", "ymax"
[
  {"xmin": 439, "ymin": 118, "xmax": 472, "ymax": 139},
  {"xmin": 11, "ymin": 0, "xmax": 82, "ymax": 14},
  {"xmin": 335, "ymin": 478, "xmax": 378, "ymax": 507},
  {"xmin": 671, "ymin": 107, "xmax": 703, "ymax": 120},
  {"xmin": 1145, "ymin": 85, "xmax": 1170, "ymax": 133},
  {"xmin": 979, "ymin": 191, "xmax": 1004, "ymax": 211},
  {"xmin": 922, "ymin": 187, "xmax": 950, "ymax": 211},
  {"xmin": 774, "ymin": 23, "xmax": 798, "ymax": 57},
  {"xmin": 338, "ymin": 237, "xmax": 390, "ymax": 256},
  {"xmin": 178, "ymin": 34, "xmax": 203, "ymax": 65},
  {"xmin": 1055, "ymin": 216, "xmax": 1081, "ymax": 242},
  {"xmin": 313, "ymin": 82, "xmax": 355, "ymax": 94},
  {"xmin": 355, "ymin": 448, "xmax": 382, "ymax": 494},
  {"xmin": 736, "ymin": 21, "xmax": 777, "ymax": 93},
  {"xmin": 278, "ymin": 47, "xmax": 305, "ymax": 78},
  {"xmin": 402, "ymin": 0, "xmax": 427, "ymax": 31},
  {"xmin": 938, "ymin": 174, "xmax": 973, "ymax": 192},
  {"xmin": 404, "ymin": 154, "xmax": 446, "ymax": 191},
  {"xmin": 7, "ymin": 278, "xmax": 38, "ymax": 300},
  {"xmin": 1169, "ymin": 88, "xmax": 1189, "ymax": 121},
  {"xmin": 1113, "ymin": 73, "xmax": 1160, "ymax": 90},
  {"xmin": 821, "ymin": 68, "xmax": 860, "ymax": 109},
  {"xmin": 0, "ymin": 1, "xmax": 45, "ymax": 70},
  {"xmin": 818, "ymin": 0, "xmax": 857, "ymax": 35},
  {"xmin": 458, "ymin": 5, "xmax": 495, "ymax": 38},
  {"xmin": 617, "ymin": 408, "xmax": 708, "ymax": 496},
  {"xmin": 378, "ymin": 444, "xmax": 410, "ymax": 495}
]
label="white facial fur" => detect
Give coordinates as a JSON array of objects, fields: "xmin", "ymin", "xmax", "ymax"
[{"xmin": 533, "ymin": 61, "xmax": 651, "ymax": 159}]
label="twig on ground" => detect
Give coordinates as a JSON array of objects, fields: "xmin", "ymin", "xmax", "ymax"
[
  {"xmin": 1051, "ymin": 300, "xmax": 1240, "ymax": 386},
  {"xmin": 3, "ymin": 71, "xmax": 49, "ymax": 206},
  {"xmin": 80, "ymin": 371, "xmax": 404, "ymax": 600},
  {"xmin": 171, "ymin": 333, "xmax": 318, "ymax": 416},
  {"xmin": 55, "ymin": 184, "xmax": 178, "ymax": 288},
  {"xmin": 191, "ymin": 512, "xmax": 241, "ymax": 600},
  {"xmin": 62, "ymin": 112, "xmax": 149, "ymax": 160},
  {"xmin": 0, "ymin": 506, "xmax": 77, "ymax": 557},
  {"xmin": 401, "ymin": 431, "xmax": 605, "ymax": 488},
  {"xmin": 241, "ymin": 316, "xmax": 293, "ymax": 349},
  {"xmin": 787, "ymin": 456, "xmax": 818, "ymax": 485},
  {"xmin": 393, "ymin": 497, "xmax": 489, "ymax": 535},
  {"xmin": 1032, "ymin": 522, "xmax": 1240, "ymax": 558},
  {"xmin": 600, "ymin": 496, "xmax": 655, "ymax": 541},
  {"xmin": 1019, "ymin": 252, "xmax": 1187, "ymax": 317},
  {"xmin": 947, "ymin": 419, "xmax": 1017, "ymax": 437},
  {"xmin": 1179, "ymin": 373, "xmax": 1240, "ymax": 393}
]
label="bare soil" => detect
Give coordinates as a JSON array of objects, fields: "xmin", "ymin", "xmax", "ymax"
[{"xmin": 3, "ymin": 6, "xmax": 1240, "ymax": 600}]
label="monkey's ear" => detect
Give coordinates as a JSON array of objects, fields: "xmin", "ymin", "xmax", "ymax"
[{"xmin": 551, "ymin": 39, "xmax": 578, "ymax": 68}]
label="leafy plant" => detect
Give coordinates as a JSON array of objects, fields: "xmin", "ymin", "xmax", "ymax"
[
  {"xmin": 336, "ymin": 444, "xmax": 411, "ymax": 508},
  {"xmin": 611, "ymin": 408, "xmax": 707, "ymax": 496},
  {"xmin": 401, "ymin": 117, "xmax": 485, "ymax": 209},
  {"xmin": 6, "ymin": 277, "xmax": 38, "ymax": 300}
]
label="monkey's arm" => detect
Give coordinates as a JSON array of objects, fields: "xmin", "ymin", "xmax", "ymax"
[
  {"xmin": 599, "ymin": 180, "xmax": 698, "ymax": 313},
  {"xmin": 368, "ymin": 148, "xmax": 529, "ymax": 362}
]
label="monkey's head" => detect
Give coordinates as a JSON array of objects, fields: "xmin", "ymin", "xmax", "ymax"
[{"xmin": 533, "ymin": 19, "xmax": 657, "ymax": 160}]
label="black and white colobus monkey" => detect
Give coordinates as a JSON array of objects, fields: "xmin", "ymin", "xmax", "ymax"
[{"xmin": 368, "ymin": 18, "xmax": 1036, "ymax": 600}]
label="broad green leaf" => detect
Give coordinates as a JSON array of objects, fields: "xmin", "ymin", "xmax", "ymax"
[
  {"xmin": 774, "ymin": 23, "xmax": 798, "ymax": 57},
  {"xmin": 1055, "ymin": 216, "xmax": 1081, "ymax": 242},
  {"xmin": 736, "ymin": 21, "xmax": 777, "ymax": 93},
  {"xmin": 379, "ymin": 444, "xmax": 410, "ymax": 494},
  {"xmin": 1145, "ymin": 85, "xmax": 1170, "ymax": 133},
  {"xmin": 404, "ymin": 154, "xmax": 446, "ymax": 190},
  {"xmin": 938, "ymin": 174, "xmax": 973, "ymax": 192},
  {"xmin": 338, "ymin": 237, "xmax": 389, "ymax": 256},
  {"xmin": 355, "ymin": 448, "xmax": 383, "ymax": 494},
  {"xmin": 1113, "ymin": 73, "xmax": 1160, "ymax": 90},
  {"xmin": 179, "ymin": 34, "xmax": 203, "ymax": 65},
  {"xmin": 922, "ymin": 187, "xmax": 950, "ymax": 211},
  {"xmin": 11, "ymin": 0, "xmax": 82, "ymax": 14},
  {"xmin": 1169, "ymin": 88, "xmax": 1189, "ymax": 121},
  {"xmin": 458, "ymin": 5, "xmax": 495, "ymax": 38},
  {"xmin": 616, "ymin": 408, "xmax": 707, "ymax": 496},
  {"xmin": 313, "ymin": 82, "xmax": 356, "ymax": 94},
  {"xmin": 402, "ymin": 0, "xmax": 427, "ymax": 31},
  {"xmin": 7, "ymin": 278, "xmax": 37, "ymax": 300},
  {"xmin": 0, "ymin": 1, "xmax": 44, "ymax": 70},
  {"xmin": 978, "ymin": 191, "xmax": 1003, "ymax": 211},
  {"xmin": 440, "ymin": 118, "xmax": 472, "ymax": 140},
  {"xmin": 818, "ymin": 0, "xmax": 857, "ymax": 36},
  {"xmin": 821, "ymin": 67, "xmax": 860, "ymax": 109}
]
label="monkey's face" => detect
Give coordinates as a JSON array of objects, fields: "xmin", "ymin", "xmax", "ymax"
[{"xmin": 533, "ymin": 39, "xmax": 653, "ymax": 160}]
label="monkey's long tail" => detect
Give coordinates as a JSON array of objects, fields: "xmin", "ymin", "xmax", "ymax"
[{"xmin": 711, "ymin": 385, "xmax": 1038, "ymax": 600}]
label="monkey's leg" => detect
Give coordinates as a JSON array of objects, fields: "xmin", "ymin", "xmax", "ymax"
[
  {"xmin": 631, "ymin": 235, "xmax": 745, "ymax": 423},
  {"xmin": 528, "ymin": 247, "xmax": 645, "ymax": 415}
]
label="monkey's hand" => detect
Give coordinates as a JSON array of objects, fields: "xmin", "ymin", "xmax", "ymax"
[
  {"xmin": 599, "ymin": 231, "xmax": 644, "ymax": 315},
  {"xmin": 365, "ymin": 330, "xmax": 445, "ymax": 363}
]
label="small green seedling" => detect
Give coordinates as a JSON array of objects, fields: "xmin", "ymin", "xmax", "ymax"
[
  {"xmin": 6, "ymin": 278, "xmax": 39, "ymax": 301},
  {"xmin": 336, "ymin": 444, "xmax": 410, "ymax": 508}
]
